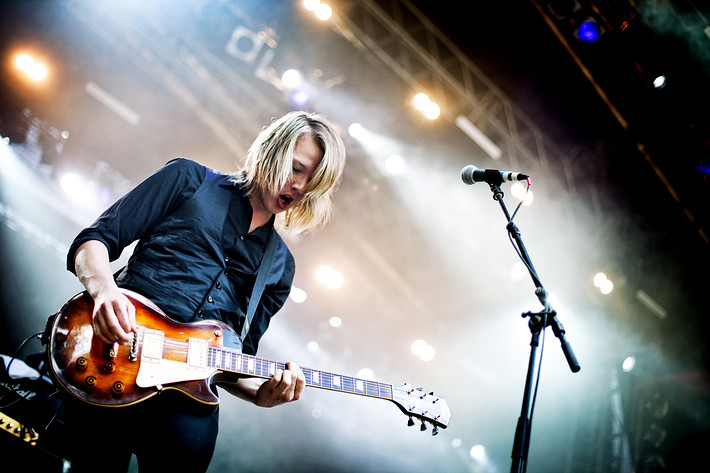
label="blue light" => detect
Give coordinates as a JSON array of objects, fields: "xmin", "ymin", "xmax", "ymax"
[
  {"xmin": 290, "ymin": 89, "xmax": 309, "ymax": 106},
  {"xmin": 577, "ymin": 20, "xmax": 602, "ymax": 42}
]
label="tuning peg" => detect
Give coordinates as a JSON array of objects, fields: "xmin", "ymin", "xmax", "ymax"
[
  {"xmin": 432, "ymin": 425, "xmax": 439, "ymax": 436},
  {"xmin": 407, "ymin": 417, "xmax": 415, "ymax": 427},
  {"xmin": 419, "ymin": 421, "xmax": 427, "ymax": 432}
]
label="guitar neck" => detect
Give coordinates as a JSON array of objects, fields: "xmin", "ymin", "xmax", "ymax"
[{"xmin": 208, "ymin": 347, "xmax": 394, "ymax": 401}]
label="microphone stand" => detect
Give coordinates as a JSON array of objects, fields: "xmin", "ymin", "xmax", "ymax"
[{"xmin": 484, "ymin": 180, "xmax": 581, "ymax": 473}]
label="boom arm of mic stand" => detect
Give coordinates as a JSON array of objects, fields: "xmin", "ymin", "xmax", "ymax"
[{"xmin": 491, "ymin": 182, "xmax": 581, "ymax": 374}]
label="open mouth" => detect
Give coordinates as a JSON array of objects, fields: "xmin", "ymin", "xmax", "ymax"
[{"xmin": 279, "ymin": 194, "xmax": 293, "ymax": 206}]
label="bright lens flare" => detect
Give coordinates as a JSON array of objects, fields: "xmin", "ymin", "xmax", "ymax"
[
  {"xmin": 315, "ymin": 3, "xmax": 332, "ymax": 20},
  {"xmin": 14, "ymin": 53, "xmax": 48, "ymax": 81}
]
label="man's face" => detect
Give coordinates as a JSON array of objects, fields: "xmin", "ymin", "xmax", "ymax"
[{"xmin": 262, "ymin": 134, "xmax": 323, "ymax": 216}]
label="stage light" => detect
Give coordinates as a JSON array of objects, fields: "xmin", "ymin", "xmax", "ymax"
[
  {"xmin": 328, "ymin": 316, "xmax": 342, "ymax": 328},
  {"xmin": 593, "ymin": 272, "xmax": 614, "ymax": 295},
  {"xmin": 316, "ymin": 265, "xmax": 343, "ymax": 289},
  {"xmin": 413, "ymin": 92, "xmax": 430, "ymax": 111},
  {"xmin": 511, "ymin": 181, "xmax": 534, "ymax": 206},
  {"xmin": 290, "ymin": 89, "xmax": 310, "ymax": 106},
  {"xmin": 14, "ymin": 53, "xmax": 48, "ymax": 81},
  {"xmin": 575, "ymin": 18, "xmax": 603, "ymax": 43},
  {"xmin": 15, "ymin": 54, "xmax": 34, "ymax": 71},
  {"xmin": 470, "ymin": 444, "xmax": 486, "ymax": 460},
  {"xmin": 424, "ymin": 101, "xmax": 440, "ymax": 120},
  {"xmin": 652, "ymin": 75, "xmax": 666, "ymax": 89},
  {"xmin": 384, "ymin": 154, "xmax": 405, "ymax": 175},
  {"xmin": 59, "ymin": 172, "xmax": 92, "ymax": 202},
  {"xmin": 411, "ymin": 339, "xmax": 436, "ymax": 362},
  {"xmin": 547, "ymin": 0, "xmax": 581, "ymax": 20},
  {"xmin": 281, "ymin": 69, "xmax": 304, "ymax": 90},
  {"xmin": 315, "ymin": 3, "xmax": 332, "ymax": 21},
  {"xmin": 622, "ymin": 355, "xmax": 636, "ymax": 372},
  {"xmin": 290, "ymin": 285, "xmax": 307, "ymax": 303},
  {"xmin": 412, "ymin": 93, "xmax": 440, "ymax": 120},
  {"xmin": 593, "ymin": 272, "xmax": 607, "ymax": 287}
]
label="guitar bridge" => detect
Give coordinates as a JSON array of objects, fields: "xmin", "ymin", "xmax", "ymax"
[{"xmin": 129, "ymin": 332, "xmax": 138, "ymax": 361}]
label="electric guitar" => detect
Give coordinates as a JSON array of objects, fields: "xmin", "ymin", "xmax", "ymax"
[{"xmin": 46, "ymin": 289, "xmax": 451, "ymax": 434}]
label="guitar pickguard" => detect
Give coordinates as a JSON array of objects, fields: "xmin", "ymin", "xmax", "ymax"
[{"xmin": 135, "ymin": 330, "xmax": 218, "ymax": 388}]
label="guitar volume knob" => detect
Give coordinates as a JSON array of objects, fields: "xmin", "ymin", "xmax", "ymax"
[
  {"xmin": 75, "ymin": 357, "xmax": 88, "ymax": 370},
  {"xmin": 103, "ymin": 361, "xmax": 116, "ymax": 373},
  {"xmin": 84, "ymin": 376, "xmax": 97, "ymax": 388},
  {"xmin": 112, "ymin": 381, "xmax": 125, "ymax": 395}
]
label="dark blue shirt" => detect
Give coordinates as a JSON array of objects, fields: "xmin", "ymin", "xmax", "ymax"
[{"xmin": 67, "ymin": 158, "xmax": 295, "ymax": 355}]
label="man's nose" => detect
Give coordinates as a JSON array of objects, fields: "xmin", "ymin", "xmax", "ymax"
[{"xmin": 291, "ymin": 175, "xmax": 307, "ymax": 192}]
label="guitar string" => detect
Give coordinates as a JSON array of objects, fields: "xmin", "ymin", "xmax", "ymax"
[{"xmin": 153, "ymin": 337, "xmax": 394, "ymax": 399}]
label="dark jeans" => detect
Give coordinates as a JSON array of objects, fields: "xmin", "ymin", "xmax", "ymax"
[{"xmin": 61, "ymin": 390, "xmax": 219, "ymax": 473}]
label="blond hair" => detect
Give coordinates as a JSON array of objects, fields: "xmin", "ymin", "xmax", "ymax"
[{"xmin": 238, "ymin": 111, "xmax": 346, "ymax": 234}]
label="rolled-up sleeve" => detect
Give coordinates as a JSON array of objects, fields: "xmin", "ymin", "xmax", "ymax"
[{"xmin": 66, "ymin": 158, "xmax": 206, "ymax": 274}]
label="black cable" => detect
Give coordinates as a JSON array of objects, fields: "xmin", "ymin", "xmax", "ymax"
[{"xmin": 1, "ymin": 331, "xmax": 48, "ymax": 408}]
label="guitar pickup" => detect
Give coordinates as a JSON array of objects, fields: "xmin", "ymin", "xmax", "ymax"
[
  {"xmin": 141, "ymin": 329, "xmax": 164, "ymax": 363},
  {"xmin": 187, "ymin": 338, "xmax": 208, "ymax": 370}
]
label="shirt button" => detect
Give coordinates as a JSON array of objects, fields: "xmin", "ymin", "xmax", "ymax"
[
  {"xmin": 224, "ymin": 256, "xmax": 229, "ymax": 263},
  {"xmin": 216, "ymin": 282, "xmax": 221, "ymax": 289},
  {"xmin": 197, "ymin": 309, "xmax": 204, "ymax": 318},
  {"xmin": 208, "ymin": 295, "xmax": 214, "ymax": 303},
  {"xmin": 240, "ymin": 235, "xmax": 244, "ymax": 240}
]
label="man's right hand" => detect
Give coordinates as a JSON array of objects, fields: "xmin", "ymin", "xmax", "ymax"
[
  {"xmin": 73, "ymin": 240, "xmax": 137, "ymax": 344},
  {"xmin": 91, "ymin": 287, "xmax": 137, "ymax": 344}
]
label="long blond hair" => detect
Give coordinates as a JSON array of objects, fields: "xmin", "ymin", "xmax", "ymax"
[{"xmin": 238, "ymin": 111, "xmax": 346, "ymax": 234}]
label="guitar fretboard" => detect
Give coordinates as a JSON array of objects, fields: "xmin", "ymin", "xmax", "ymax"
[{"xmin": 208, "ymin": 347, "xmax": 393, "ymax": 400}]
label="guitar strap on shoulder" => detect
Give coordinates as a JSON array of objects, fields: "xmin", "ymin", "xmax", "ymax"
[{"xmin": 240, "ymin": 229, "xmax": 278, "ymax": 343}]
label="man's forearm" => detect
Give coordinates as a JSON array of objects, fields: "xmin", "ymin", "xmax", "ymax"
[{"xmin": 73, "ymin": 240, "xmax": 117, "ymax": 297}]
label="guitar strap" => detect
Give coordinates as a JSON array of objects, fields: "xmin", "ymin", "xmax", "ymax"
[{"xmin": 240, "ymin": 228, "xmax": 278, "ymax": 343}]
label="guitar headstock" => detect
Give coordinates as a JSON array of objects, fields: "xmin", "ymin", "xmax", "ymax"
[{"xmin": 391, "ymin": 383, "xmax": 451, "ymax": 435}]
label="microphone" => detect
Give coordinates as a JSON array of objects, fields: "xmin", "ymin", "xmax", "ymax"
[{"xmin": 460, "ymin": 165, "xmax": 529, "ymax": 185}]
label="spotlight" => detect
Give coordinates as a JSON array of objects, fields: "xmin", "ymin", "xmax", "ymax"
[
  {"xmin": 290, "ymin": 89, "xmax": 310, "ymax": 106},
  {"xmin": 413, "ymin": 92, "xmax": 430, "ymax": 111},
  {"xmin": 281, "ymin": 69, "xmax": 304, "ymax": 90},
  {"xmin": 14, "ymin": 53, "xmax": 48, "ymax": 81},
  {"xmin": 575, "ymin": 18, "xmax": 604, "ymax": 43},
  {"xmin": 411, "ymin": 339, "xmax": 436, "ymax": 361},
  {"xmin": 652, "ymin": 75, "xmax": 666, "ymax": 89},
  {"xmin": 290, "ymin": 286, "xmax": 307, "ymax": 303},
  {"xmin": 315, "ymin": 3, "xmax": 333, "ymax": 21},
  {"xmin": 593, "ymin": 272, "xmax": 614, "ymax": 295},
  {"xmin": 315, "ymin": 265, "xmax": 343, "ymax": 289},
  {"xmin": 622, "ymin": 356, "xmax": 636, "ymax": 372},
  {"xmin": 411, "ymin": 92, "xmax": 441, "ymax": 120},
  {"xmin": 424, "ymin": 101, "xmax": 440, "ymax": 120}
]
